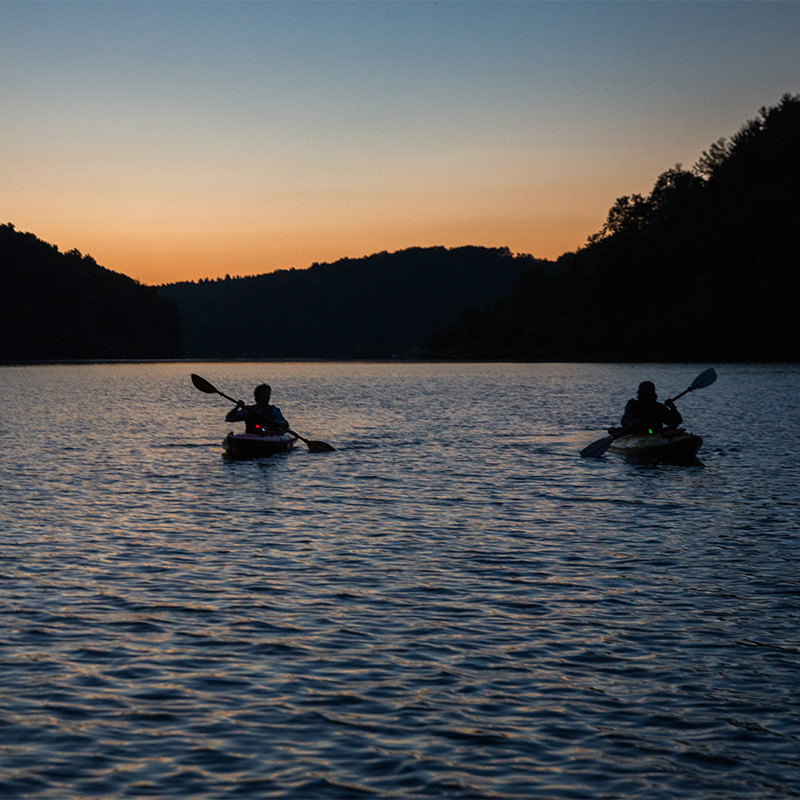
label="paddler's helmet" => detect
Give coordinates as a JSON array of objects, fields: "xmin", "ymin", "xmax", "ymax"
[
  {"xmin": 254, "ymin": 383, "xmax": 272, "ymax": 402},
  {"xmin": 637, "ymin": 380, "xmax": 656, "ymax": 399}
]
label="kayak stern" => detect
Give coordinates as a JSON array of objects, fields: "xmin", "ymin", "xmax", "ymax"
[{"xmin": 223, "ymin": 431, "xmax": 296, "ymax": 458}]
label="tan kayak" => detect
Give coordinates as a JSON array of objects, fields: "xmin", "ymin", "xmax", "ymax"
[{"xmin": 608, "ymin": 430, "xmax": 703, "ymax": 464}]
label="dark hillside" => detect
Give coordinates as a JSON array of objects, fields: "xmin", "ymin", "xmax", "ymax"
[
  {"xmin": 160, "ymin": 246, "xmax": 544, "ymax": 359},
  {"xmin": 0, "ymin": 224, "xmax": 182, "ymax": 361},
  {"xmin": 426, "ymin": 94, "xmax": 800, "ymax": 362},
  {"xmin": 6, "ymin": 96, "xmax": 796, "ymax": 364}
]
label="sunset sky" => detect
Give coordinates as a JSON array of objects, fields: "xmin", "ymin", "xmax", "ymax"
[{"xmin": 3, "ymin": 1, "xmax": 799, "ymax": 285}]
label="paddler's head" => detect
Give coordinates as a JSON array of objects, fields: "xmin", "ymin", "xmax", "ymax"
[
  {"xmin": 254, "ymin": 383, "xmax": 272, "ymax": 404},
  {"xmin": 637, "ymin": 380, "xmax": 657, "ymax": 402}
]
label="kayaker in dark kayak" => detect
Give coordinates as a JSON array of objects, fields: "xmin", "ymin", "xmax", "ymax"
[
  {"xmin": 615, "ymin": 380, "xmax": 683, "ymax": 435},
  {"xmin": 226, "ymin": 383, "xmax": 289, "ymax": 433}
]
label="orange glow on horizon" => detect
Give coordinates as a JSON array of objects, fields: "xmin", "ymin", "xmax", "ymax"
[
  {"xmin": 15, "ymin": 204, "xmax": 609, "ymax": 286},
  {"xmin": 6, "ymin": 2, "xmax": 796, "ymax": 287}
]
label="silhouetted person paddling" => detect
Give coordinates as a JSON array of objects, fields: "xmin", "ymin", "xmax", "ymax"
[
  {"xmin": 614, "ymin": 380, "xmax": 683, "ymax": 435},
  {"xmin": 226, "ymin": 383, "xmax": 289, "ymax": 434}
]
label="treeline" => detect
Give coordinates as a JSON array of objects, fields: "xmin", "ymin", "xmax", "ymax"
[
  {"xmin": 426, "ymin": 94, "xmax": 800, "ymax": 362},
  {"xmin": 4, "ymin": 95, "xmax": 797, "ymax": 363},
  {"xmin": 160, "ymin": 246, "xmax": 543, "ymax": 359},
  {"xmin": 0, "ymin": 224, "xmax": 182, "ymax": 361}
]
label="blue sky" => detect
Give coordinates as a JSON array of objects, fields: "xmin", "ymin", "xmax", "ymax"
[{"xmin": 2, "ymin": 1, "xmax": 798, "ymax": 284}]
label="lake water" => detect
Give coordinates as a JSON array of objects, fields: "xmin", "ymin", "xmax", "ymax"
[{"xmin": 1, "ymin": 362, "xmax": 799, "ymax": 799}]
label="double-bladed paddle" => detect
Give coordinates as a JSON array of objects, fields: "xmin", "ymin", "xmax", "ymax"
[
  {"xmin": 190, "ymin": 373, "xmax": 336, "ymax": 453},
  {"xmin": 580, "ymin": 368, "xmax": 717, "ymax": 459}
]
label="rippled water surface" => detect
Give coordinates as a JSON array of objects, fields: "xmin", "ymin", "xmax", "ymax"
[{"xmin": 1, "ymin": 362, "xmax": 799, "ymax": 799}]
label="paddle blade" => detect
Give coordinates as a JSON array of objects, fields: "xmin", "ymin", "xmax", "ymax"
[
  {"xmin": 305, "ymin": 439, "xmax": 336, "ymax": 453},
  {"xmin": 191, "ymin": 373, "xmax": 218, "ymax": 394},
  {"xmin": 580, "ymin": 435, "xmax": 614, "ymax": 459},
  {"xmin": 287, "ymin": 427, "xmax": 335, "ymax": 452},
  {"xmin": 690, "ymin": 368, "xmax": 717, "ymax": 390}
]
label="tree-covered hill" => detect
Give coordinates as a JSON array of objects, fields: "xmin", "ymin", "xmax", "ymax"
[
  {"xmin": 159, "ymin": 246, "xmax": 545, "ymax": 359},
  {"xmin": 5, "ymin": 95, "xmax": 797, "ymax": 364},
  {"xmin": 426, "ymin": 94, "xmax": 800, "ymax": 362},
  {"xmin": 0, "ymin": 224, "xmax": 182, "ymax": 361}
]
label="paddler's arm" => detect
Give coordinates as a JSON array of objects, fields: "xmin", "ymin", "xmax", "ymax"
[
  {"xmin": 664, "ymin": 398, "xmax": 683, "ymax": 427},
  {"xmin": 621, "ymin": 399, "xmax": 638, "ymax": 428},
  {"xmin": 269, "ymin": 404, "xmax": 290, "ymax": 430},
  {"xmin": 225, "ymin": 401, "xmax": 250, "ymax": 422}
]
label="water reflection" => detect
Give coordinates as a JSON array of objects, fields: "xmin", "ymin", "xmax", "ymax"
[{"xmin": 0, "ymin": 362, "xmax": 798, "ymax": 799}]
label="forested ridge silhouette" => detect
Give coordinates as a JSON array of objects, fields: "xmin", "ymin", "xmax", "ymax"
[
  {"xmin": 3, "ymin": 95, "xmax": 797, "ymax": 363},
  {"xmin": 0, "ymin": 224, "xmax": 182, "ymax": 361},
  {"xmin": 160, "ymin": 246, "xmax": 542, "ymax": 359},
  {"xmin": 426, "ymin": 94, "xmax": 800, "ymax": 362}
]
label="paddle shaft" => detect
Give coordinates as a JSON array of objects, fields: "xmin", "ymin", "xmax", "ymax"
[
  {"xmin": 668, "ymin": 386, "xmax": 694, "ymax": 404},
  {"xmin": 214, "ymin": 388, "xmax": 240, "ymax": 406}
]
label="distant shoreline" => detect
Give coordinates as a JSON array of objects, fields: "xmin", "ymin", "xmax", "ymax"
[{"xmin": 3, "ymin": 358, "xmax": 798, "ymax": 367}]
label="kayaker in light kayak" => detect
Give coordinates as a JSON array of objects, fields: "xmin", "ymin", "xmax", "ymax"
[
  {"xmin": 615, "ymin": 380, "xmax": 682, "ymax": 435},
  {"xmin": 225, "ymin": 383, "xmax": 290, "ymax": 434}
]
